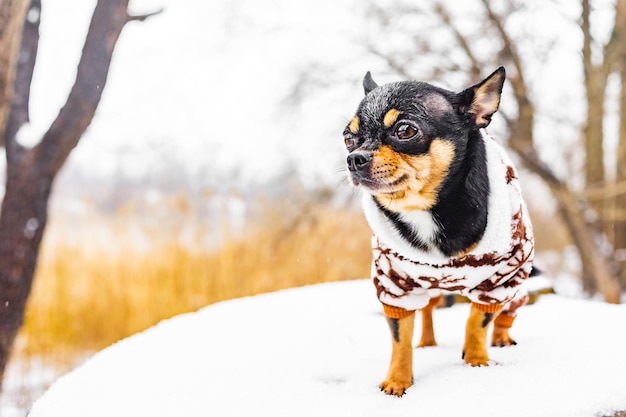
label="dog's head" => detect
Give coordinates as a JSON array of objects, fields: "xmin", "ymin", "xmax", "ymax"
[{"xmin": 343, "ymin": 68, "xmax": 505, "ymax": 213}]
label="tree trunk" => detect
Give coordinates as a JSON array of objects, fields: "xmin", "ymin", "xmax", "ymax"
[
  {"xmin": 4, "ymin": 0, "xmax": 39, "ymax": 143},
  {"xmin": 0, "ymin": 0, "xmax": 149, "ymax": 388},
  {"xmin": 553, "ymin": 187, "xmax": 621, "ymax": 303},
  {"xmin": 582, "ymin": 0, "xmax": 608, "ymax": 192},
  {"xmin": 0, "ymin": 0, "xmax": 29, "ymax": 143},
  {"xmin": 615, "ymin": 65, "xmax": 626, "ymax": 289},
  {"xmin": 0, "ymin": 153, "xmax": 52, "ymax": 383},
  {"xmin": 610, "ymin": 0, "xmax": 626, "ymax": 290},
  {"xmin": 583, "ymin": 72, "xmax": 607, "ymax": 195},
  {"xmin": 581, "ymin": 0, "xmax": 608, "ymax": 293}
]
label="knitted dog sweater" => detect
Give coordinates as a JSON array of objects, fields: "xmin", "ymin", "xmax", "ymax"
[{"xmin": 366, "ymin": 133, "xmax": 535, "ymax": 314}]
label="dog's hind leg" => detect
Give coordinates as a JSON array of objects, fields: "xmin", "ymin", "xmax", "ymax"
[
  {"xmin": 492, "ymin": 293, "xmax": 529, "ymax": 347},
  {"xmin": 463, "ymin": 302, "xmax": 503, "ymax": 366},
  {"xmin": 417, "ymin": 294, "xmax": 442, "ymax": 348},
  {"xmin": 491, "ymin": 314, "xmax": 516, "ymax": 347},
  {"xmin": 380, "ymin": 306, "xmax": 415, "ymax": 397}
]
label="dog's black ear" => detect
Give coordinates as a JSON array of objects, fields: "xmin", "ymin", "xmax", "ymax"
[
  {"xmin": 458, "ymin": 67, "xmax": 506, "ymax": 128},
  {"xmin": 363, "ymin": 71, "xmax": 379, "ymax": 95}
]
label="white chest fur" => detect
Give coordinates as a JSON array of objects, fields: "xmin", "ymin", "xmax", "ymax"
[
  {"xmin": 361, "ymin": 193, "xmax": 448, "ymax": 263},
  {"xmin": 397, "ymin": 210, "xmax": 439, "ymax": 246}
]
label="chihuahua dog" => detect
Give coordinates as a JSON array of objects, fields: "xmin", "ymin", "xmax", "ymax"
[{"xmin": 343, "ymin": 67, "xmax": 534, "ymax": 396}]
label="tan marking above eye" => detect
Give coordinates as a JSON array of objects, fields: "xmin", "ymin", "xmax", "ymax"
[
  {"xmin": 349, "ymin": 117, "xmax": 359, "ymax": 134},
  {"xmin": 383, "ymin": 109, "xmax": 401, "ymax": 128}
]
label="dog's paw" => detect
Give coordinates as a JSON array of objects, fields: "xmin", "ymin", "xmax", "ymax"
[
  {"xmin": 379, "ymin": 378, "xmax": 412, "ymax": 397},
  {"xmin": 491, "ymin": 325, "xmax": 517, "ymax": 347},
  {"xmin": 462, "ymin": 349, "xmax": 490, "ymax": 367},
  {"xmin": 491, "ymin": 335, "xmax": 517, "ymax": 347},
  {"xmin": 416, "ymin": 337, "xmax": 437, "ymax": 348}
]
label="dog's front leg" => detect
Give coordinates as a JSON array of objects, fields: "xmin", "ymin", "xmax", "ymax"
[
  {"xmin": 380, "ymin": 311, "xmax": 415, "ymax": 397},
  {"xmin": 462, "ymin": 302, "xmax": 502, "ymax": 366}
]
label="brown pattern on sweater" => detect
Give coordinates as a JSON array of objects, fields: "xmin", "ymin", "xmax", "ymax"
[{"xmin": 372, "ymin": 205, "xmax": 534, "ymax": 312}]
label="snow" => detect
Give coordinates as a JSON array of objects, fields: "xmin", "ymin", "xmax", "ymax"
[{"xmin": 29, "ymin": 279, "xmax": 626, "ymax": 417}]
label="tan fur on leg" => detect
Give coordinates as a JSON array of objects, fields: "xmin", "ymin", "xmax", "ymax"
[
  {"xmin": 380, "ymin": 311, "xmax": 415, "ymax": 397},
  {"xmin": 492, "ymin": 313, "xmax": 516, "ymax": 347},
  {"xmin": 463, "ymin": 303, "xmax": 502, "ymax": 366},
  {"xmin": 417, "ymin": 295, "xmax": 442, "ymax": 348},
  {"xmin": 492, "ymin": 294, "xmax": 527, "ymax": 347}
]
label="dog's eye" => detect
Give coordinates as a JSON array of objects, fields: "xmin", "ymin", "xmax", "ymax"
[
  {"xmin": 344, "ymin": 135, "xmax": 356, "ymax": 149},
  {"xmin": 395, "ymin": 123, "xmax": 419, "ymax": 140}
]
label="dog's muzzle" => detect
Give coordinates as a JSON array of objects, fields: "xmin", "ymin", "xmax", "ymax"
[{"xmin": 347, "ymin": 150, "xmax": 373, "ymax": 184}]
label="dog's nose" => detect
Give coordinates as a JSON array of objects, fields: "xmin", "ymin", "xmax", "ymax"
[{"xmin": 347, "ymin": 151, "xmax": 373, "ymax": 172}]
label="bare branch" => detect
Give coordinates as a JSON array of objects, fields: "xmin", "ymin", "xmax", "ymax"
[
  {"xmin": 0, "ymin": 0, "xmax": 29, "ymax": 146},
  {"xmin": 480, "ymin": 0, "xmax": 527, "ymax": 98},
  {"xmin": 510, "ymin": 141, "xmax": 620, "ymax": 302},
  {"xmin": 35, "ymin": 0, "xmax": 133, "ymax": 176},
  {"xmin": 584, "ymin": 179, "xmax": 626, "ymax": 200},
  {"xmin": 601, "ymin": 0, "xmax": 626, "ymax": 78},
  {"xmin": 596, "ymin": 208, "xmax": 626, "ymax": 221},
  {"xmin": 4, "ymin": 0, "xmax": 40, "ymax": 162},
  {"xmin": 509, "ymin": 143, "xmax": 562, "ymax": 187},
  {"xmin": 127, "ymin": 7, "xmax": 164, "ymax": 23},
  {"xmin": 367, "ymin": 46, "xmax": 414, "ymax": 79},
  {"xmin": 581, "ymin": 0, "xmax": 593, "ymax": 81},
  {"xmin": 433, "ymin": 3, "xmax": 482, "ymax": 79}
]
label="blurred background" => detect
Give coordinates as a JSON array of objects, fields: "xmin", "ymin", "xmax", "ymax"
[{"xmin": 2, "ymin": 0, "xmax": 625, "ymax": 414}]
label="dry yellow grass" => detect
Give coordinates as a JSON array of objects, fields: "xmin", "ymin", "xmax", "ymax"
[
  {"xmin": 17, "ymin": 199, "xmax": 372, "ymax": 364},
  {"xmin": 16, "ymin": 192, "xmax": 570, "ymax": 368}
]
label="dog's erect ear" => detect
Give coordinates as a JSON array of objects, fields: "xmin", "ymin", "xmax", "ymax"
[
  {"xmin": 458, "ymin": 67, "xmax": 506, "ymax": 128},
  {"xmin": 363, "ymin": 71, "xmax": 379, "ymax": 95}
]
